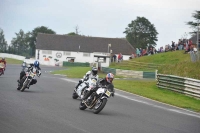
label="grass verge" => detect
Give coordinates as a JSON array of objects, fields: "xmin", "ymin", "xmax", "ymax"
[
  {"xmin": 52, "ymin": 67, "xmax": 200, "ymax": 112},
  {"xmin": 51, "ymin": 67, "xmax": 124, "ymax": 78},
  {"xmin": 3, "ymin": 58, "xmax": 23, "ymax": 64},
  {"xmin": 114, "ymin": 80, "xmax": 200, "ymax": 112}
]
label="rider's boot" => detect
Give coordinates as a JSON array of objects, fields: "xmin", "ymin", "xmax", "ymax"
[{"xmin": 82, "ymin": 91, "xmax": 92, "ymax": 103}]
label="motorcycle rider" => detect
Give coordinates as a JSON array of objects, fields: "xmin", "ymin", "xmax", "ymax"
[
  {"xmin": 17, "ymin": 60, "xmax": 41, "ymax": 90},
  {"xmin": 75, "ymin": 67, "xmax": 99, "ymax": 90},
  {"xmin": 22, "ymin": 60, "xmax": 27, "ymax": 71},
  {"xmin": 82, "ymin": 73, "xmax": 115, "ymax": 102},
  {"xmin": 0, "ymin": 57, "xmax": 6, "ymax": 75}
]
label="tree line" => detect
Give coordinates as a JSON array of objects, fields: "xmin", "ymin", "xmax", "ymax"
[
  {"xmin": 0, "ymin": 26, "xmax": 56, "ymax": 57},
  {"xmin": 0, "ymin": 11, "xmax": 199, "ymax": 57}
]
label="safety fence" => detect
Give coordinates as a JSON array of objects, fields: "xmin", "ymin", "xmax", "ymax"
[
  {"xmin": 101, "ymin": 67, "xmax": 156, "ymax": 79},
  {"xmin": 0, "ymin": 53, "xmax": 25, "ymax": 61},
  {"xmin": 63, "ymin": 61, "xmax": 90, "ymax": 67},
  {"xmin": 157, "ymin": 74, "xmax": 200, "ymax": 98}
]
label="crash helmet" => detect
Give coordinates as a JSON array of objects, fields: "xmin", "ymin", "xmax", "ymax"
[
  {"xmin": 106, "ymin": 73, "xmax": 114, "ymax": 83},
  {"xmin": 34, "ymin": 60, "xmax": 40, "ymax": 68},
  {"xmin": 91, "ymin": 67, "xmax": 98, "ymax": 76},
  {"xmin": 2, "ymin": 57, "xmax": 5, "ymax": 60}
]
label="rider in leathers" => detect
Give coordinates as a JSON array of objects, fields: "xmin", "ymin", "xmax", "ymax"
[
  {"xmin": 0, "ymin": 57, "xmax": 6, "ymax": 75},
  {"xmin": 17, "ymin": 61, "xmax": 41, "ymax": 90},
  {"xmin": 82, "ymin": 73, "xmax": 115, "ymax": 102},
  {"xmin": 75, "ymin": 67, "xmax": 99, "ymax": 90}
]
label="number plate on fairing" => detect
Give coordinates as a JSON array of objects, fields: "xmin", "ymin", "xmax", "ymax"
[
  {"xmin": 105, "ymin": 90, "xmax": 111, "ymax": 97},
  {"xmin": 30, "ymin": 73, "xmax": 35, "ymax": 77}
]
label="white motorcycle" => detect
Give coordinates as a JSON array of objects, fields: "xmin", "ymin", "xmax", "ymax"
[
  {"xmin": 19, "ymin": 67, "xmax": 40, "ymax": 92},
  {"xmin": 72, "ymin": 77, "xmax": 97, "ymax": 99},
  {"xmin": 79, "ymin": 84, "xmax": 114, "ymax": 114}
]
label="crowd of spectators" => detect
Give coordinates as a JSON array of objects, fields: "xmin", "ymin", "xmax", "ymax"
[
  {"xmin": 129, "ymin": 38, "xmax": 200, "ymax": 59},
  {"xmin": 111, "ymin": 38, "xmax": 200, "ymax": 62}
]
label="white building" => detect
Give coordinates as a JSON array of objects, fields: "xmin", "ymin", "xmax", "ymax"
[{"xmin": 35, "ymin": 33, "xmax": 136, "ymax": 67}]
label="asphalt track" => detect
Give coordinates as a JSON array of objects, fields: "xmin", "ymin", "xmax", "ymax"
[{"xmin": 0, "ymin": 64, "xmax": 200, "ymax": 133}]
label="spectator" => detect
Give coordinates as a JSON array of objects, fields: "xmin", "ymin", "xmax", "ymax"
[
  {"xmin": 129, "ymin": 53, "xmax": 135, "ymax": 59},
  {"xmin": 140, "ymin": 48, "xmax": 142, "ymax": 56},
  {"xmin": 118, "ymin": 53, "xmax": 123, "ymax": 62},
  {"xmin": 193, "ymin": 46, "xmax": 197, "ymax": 53},
  {"xmin": 136, "ymin": 48, "xmax": 140, "ymax": 57},
  {"xmin": 171, "ymin": 41, "xmax": 175, "ymax": 51},
  {"xmin": 142, "ymin": 49, "xmax": 148, "ymax": 56},
  {"xmin": 113, "ymin": 54, "xmax": 117, "ymax": 62}
]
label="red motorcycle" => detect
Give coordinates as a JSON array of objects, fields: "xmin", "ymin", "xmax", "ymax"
[{"xmin": 0, "ymin": 64, "xmax": 5, "ymax": 76}]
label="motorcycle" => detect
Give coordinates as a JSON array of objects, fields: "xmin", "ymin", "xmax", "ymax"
[
  {"xmin": 79, "ymin": 85, "xmax": 114, "ymax": 114},
  {"xmin": 0, "ymin": 63, "xmax": 5, "ymax": 76},
  {"xmin": 72, "ymin": 77, "xmax": 97, "ymax": 99},
  {"xmin": 18, "ymin": 67, "xmax": 39, "ymax": 92}
]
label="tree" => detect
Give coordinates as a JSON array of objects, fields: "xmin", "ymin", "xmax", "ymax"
[
  {"xmin": 186, "ymin": 10, "xmax": 200, "ymax": 33},
  {"xmin": 66, "ymin": 32, "xmax": 77, "ymax": 35},
  {"xmin": 29, "ymin": 26, "xmax": 56, "ymax": 56},
  {"xmin": 75, "ymin": 25, "xmax": 80, "ymax": 35},
  {"xmin": 0, "ymin": 28, "xmax": 8, "ymax": 53},
  {"xmin": 124, "ymin": 17, "xmax": 158, "ymax": 49},
  {"xmin": 10, "ymin": 29, "xmax": 30, "ymax": 56}
]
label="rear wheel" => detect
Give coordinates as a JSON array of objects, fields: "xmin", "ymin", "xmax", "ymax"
[{"xmin": 93, "ymin": 98, "xmax": 107, "ymax": 114}]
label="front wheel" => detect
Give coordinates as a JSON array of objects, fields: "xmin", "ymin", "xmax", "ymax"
[
  {"xmin": 79, "ymin": 101, "xmax": 87, "ymax": 110},
  {"xmin": 0, "ymin": 69, "xmax": 3, "ymax": 76},
  {"xmin": 93, "ymin": 98, "xmax": 107, "ymax": 114},
  {"xmin": 20, "ymin": 80, "xmax": 29, "ymax": 92}
]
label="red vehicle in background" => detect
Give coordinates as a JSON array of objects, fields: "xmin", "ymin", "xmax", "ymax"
[{"xmin": 0, "ymin": 57, "xmax": 6, "ymax": 76}]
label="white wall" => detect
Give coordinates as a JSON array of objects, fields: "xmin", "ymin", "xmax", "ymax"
[
  {"xmin": 123, "ymin": 55, "xmax": 131, "ymax": 60},
  {"xmin": 0, "ymin": 53, "xmax": 25, "ymax": 61},
  {"xmin": 36, "ymin": 49, "xmax": 110, "ymax": 67},
  {"xmin": 35, "ymin": 49, "xmax": 131, "ymax": 67}
]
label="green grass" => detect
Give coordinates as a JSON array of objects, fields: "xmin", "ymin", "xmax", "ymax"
[
  {"xmin": 51, "ymin": 67, "xmax": 124, "ymax": 78},
  {"xmin": 110, "ymin": 50, "xmax": 200, "ymax": 80},
  {"xmin": 114, "ymin": 80, "xmax": 200, "ymax": 112},
  {"xmin": 3, "ymin": 58, "xmax": 23, "ymax": 64},
  {"xmin": 131, "ymin": 50, "xmax": 191, "ymax": 64}
]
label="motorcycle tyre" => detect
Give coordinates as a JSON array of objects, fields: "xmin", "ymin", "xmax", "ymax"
[
  {"xmin": 79, "ymin": 101, "xmax": 87, "ymax": 110},
  {"xmin": 72, "ymin": 91, "xmax": 79, "ymax": 99},
  {"xmin": 0, "ymin": 69, "xmax": 3, "ymax": 76},
  {"xmin": 93, "ymin": 98, "xmax": 107, "ymax": 114},
  {"xmin": 21, "ymin": 80, "xmax": 29, "ymax": 92}
]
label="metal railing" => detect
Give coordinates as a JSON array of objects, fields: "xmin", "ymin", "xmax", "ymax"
[{"xmin": 157, "ymin": 74, "xmax": 200, "ymax": 98}]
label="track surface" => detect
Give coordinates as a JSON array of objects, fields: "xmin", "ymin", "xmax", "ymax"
[{"xmin": 0, "ymin": 64, "xmax": 200, "ymax": 133}]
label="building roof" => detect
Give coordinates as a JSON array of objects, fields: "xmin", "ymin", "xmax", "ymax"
[{"xmin": 36, "ymin": 33, "xmax": 136, "ymax": 55}]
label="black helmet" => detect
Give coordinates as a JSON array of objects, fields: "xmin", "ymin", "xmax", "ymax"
[{"xmin": 91, "ymin": 67, "xmax": 98, "ymax": 76}]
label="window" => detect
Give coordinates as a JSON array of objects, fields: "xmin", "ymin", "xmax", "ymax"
[
  {"xmin": 83, "ymin": 53, "xmax": 90, "ymax": 57},
  {"xmin": 63, "ymin": 51, "xmax": 71, "ymax": 55},
  {"xmin": 42, "ymin": 50, "xmax": 52, "ymax": 54}
]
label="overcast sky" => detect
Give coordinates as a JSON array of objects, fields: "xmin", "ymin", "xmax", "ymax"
[{"xmin": 1, "ymin": 0, "xmax": 199, "ymax": 49}]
